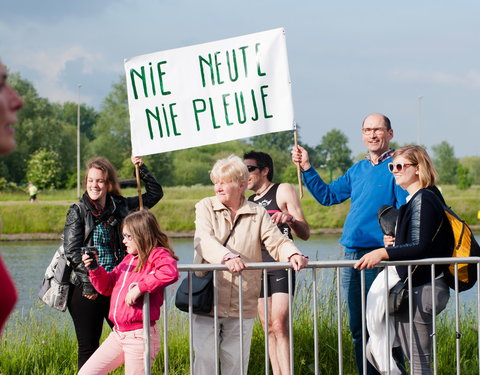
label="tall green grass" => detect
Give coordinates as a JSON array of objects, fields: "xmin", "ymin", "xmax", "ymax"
[{"xmin": 1, "ymin": 277, "xmax": 479, "ymax": 374}]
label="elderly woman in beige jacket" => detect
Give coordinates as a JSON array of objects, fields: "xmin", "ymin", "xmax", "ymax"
[{"xmin": 192, "ymin": 155, "xmax": 308, "ymax": 375}]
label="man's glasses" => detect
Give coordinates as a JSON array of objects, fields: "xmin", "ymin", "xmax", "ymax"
[
  {"xmin": 122, "ymin": 233, "xmax": 133, "ymax": 241},
  {"xmin": 362, "ymin": 127, "xmax": 387, "ymax": 135},
  {"xmin": 246, "ymin": 165, "xmax": 261, "ymax": 172},
  {"xmin": 388, "ymin": 163, "xmax": 416, "ymax": 173}
]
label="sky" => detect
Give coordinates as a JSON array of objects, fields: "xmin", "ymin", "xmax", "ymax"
[{"xmin": 1, "ymin": 0, "xmax": 479, "ymax": 157}]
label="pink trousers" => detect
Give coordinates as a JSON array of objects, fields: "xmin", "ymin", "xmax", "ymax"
[{"xmin": 78, "ymin": 326, "xmax": 160, "ymax": 375}]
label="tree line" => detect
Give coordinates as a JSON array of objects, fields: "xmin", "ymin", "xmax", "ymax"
[{"xmin": 1, "ymin": 72, "xmax": 479, "ymax": 191}]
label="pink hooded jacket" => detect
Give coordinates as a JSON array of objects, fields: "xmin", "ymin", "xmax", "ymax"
[{"xmin": 89, "ymin": 247, "xmax": 179, "ymax": 331}]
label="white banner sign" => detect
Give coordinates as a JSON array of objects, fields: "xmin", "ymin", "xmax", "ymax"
[{"xmin": 124, "ymin": 28, "xmax": 294, "ymax": 156}]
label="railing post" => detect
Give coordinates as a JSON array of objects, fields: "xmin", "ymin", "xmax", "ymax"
[
  {"xmin": 454, "ymin": 264, "xmax": 461, "ymax": 375},
  {"xmin": 384, "ymin": 267, "xmax": 390, "ymax": 375},
  {"xmin": 163, "ymin": 291, "xmax": 169, "ymax": 375},
  {"xmin": 288, "ymin": 267, "xmax": 294, "ymax": 375},
  {"xmin": 188, "ymin": 272, "xmax": 194, "ymax": 375},
  {"xmin": 336, "ymin": 267, "xmax": 343, "ymax": 375},
  {"xmin": 213, "ymin": 270, "xmax": 220, "ymax": 375},
  {"xmin": 431, "ymin": 264, "xmax": 438, "ymax": 375},
  {"xmin": 143, "ymin": 292, "xmax": 151, "ymax": 375},
  {"xmin": 312, "ymin": 268, "xmax": 318, "ymax": 375},
  {"xmin": 477, "ymin": 263, "xmax": 480, "ymax": 375},
  {"xmin": 407, "ymin": 265, "xmax": 413, "ymax": 375},
  {"xmin": 360, "ymin": 269, "xmax": 367, "ymax": 375},
  {"xmin": 263, "ymin": 268, "xmax": 270, "ymax": 375},
  {"xmin": 239, "ymin": 273, "xmax": 244, "ymax": 375}
]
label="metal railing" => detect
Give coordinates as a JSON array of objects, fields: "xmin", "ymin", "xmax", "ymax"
[{"xmin": 142, "ymin": 257, "xmax": 480, "ymax": 375}]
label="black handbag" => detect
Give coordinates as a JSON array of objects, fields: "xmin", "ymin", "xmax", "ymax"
[
  {"xmin": 174, "ymin": 271, "xmax": 213, "ymax": 314},
  {"xmin": 388, "ymin": 280, "xmax": 408, "ymax": 314},
  {"xmin": 175, "ymin": 220, "xmax": 238, "ymax": 314},
  {"xmin": 388, "ymin": 266, "xmax": 417, "ymax": 314}
]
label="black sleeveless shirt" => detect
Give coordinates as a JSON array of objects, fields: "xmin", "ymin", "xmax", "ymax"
[{"xmin": 248, "ymin": 183, "xmax": 293, "ymax": 262}]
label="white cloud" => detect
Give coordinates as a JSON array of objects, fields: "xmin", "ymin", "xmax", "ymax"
[{"xmin": 25, "ymin": 46, "xmax": 102, "ymax": 80}]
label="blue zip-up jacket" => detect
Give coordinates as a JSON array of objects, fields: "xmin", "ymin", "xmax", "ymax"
[{"xmin": 302, "ymin": 156, "xmax": 408, "ymax": 250}]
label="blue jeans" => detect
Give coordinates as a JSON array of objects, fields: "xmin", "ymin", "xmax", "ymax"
[{"xmin": 342, "ymin": 250, "xmax": 380, "ymax": 375}]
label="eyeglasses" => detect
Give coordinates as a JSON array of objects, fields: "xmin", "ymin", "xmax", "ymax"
[
  {"xmin": 122, "ymin": 233, "xmax": 133, "ymax": 241},
  {"xmin": 388, "ymin": 163, "xmax": 416, "ymax": 173},
  {"xmin": 362, "ymin": 127, "xmax": 387, "ymax": 135},
  {"xmin": 246, "ymin": 165, "xmax": 261, "ymax": 172}
]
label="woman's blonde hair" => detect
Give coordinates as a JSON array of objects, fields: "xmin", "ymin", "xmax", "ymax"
[
  {"xmin": 122, "ymin": 209, "xmax": 178, "ymax": 272},
  {"xmin": 210, "ymin": 154, "xmax": 249, "ymax": 185},
  {"xmin": 84, "ymin": 157, "xmax": 121, "ymax": 196},
  {"xmin": 393, "ymin": 145, "xmax": 438, "ymax": 188}
]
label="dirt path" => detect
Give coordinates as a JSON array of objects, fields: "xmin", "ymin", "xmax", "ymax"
[{"xmin": 0, "ymin": 200, "xmax": 74, "ymax": 205}]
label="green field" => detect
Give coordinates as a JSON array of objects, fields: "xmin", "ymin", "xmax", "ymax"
[{"xmin": 0, "ymin": 185, "xmax": 479, "ymax": 236}]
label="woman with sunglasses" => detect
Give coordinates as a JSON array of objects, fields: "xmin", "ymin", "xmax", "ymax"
[{"xmin": 355, "ymin": 145, "xmax": 454, "ymax": 374}]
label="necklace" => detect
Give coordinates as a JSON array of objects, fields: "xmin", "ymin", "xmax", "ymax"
[{"xmin": 256, "ymin": 183, "xmax": 273, "ymax": 197}]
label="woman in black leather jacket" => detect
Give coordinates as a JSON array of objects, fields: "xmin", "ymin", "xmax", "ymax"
[
  {"xmin": 355, "ymin": 145, "xmax": 454, "ymax": 374},
  {"xmin": 64, "ymin": 155, "xmax": 163, "ymax": 370}
]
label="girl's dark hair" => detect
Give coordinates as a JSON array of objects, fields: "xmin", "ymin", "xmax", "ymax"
[
  {"xmin": 122, "ymin": 209, "xmax": 178, "ymax": 272},
  {"xmin": 84, "ymin": 157, "xmax": 121, "ymax": 196}
]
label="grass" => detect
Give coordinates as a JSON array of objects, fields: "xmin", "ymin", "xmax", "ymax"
[
  {"xmin": 2, "ymin": 274, "xmax": 479, "ymax": 374},
  {"xmin": 1, "ymin": 184, "xmax": 479, "ymax": 235}
]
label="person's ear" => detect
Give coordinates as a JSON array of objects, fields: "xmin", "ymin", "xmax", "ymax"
[{"xmin": 388, "ymin": 128, "xmax": 394, "ymax": 140}]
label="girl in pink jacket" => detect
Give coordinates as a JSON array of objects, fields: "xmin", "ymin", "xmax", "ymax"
[{"xmin": 79, "ymin": 209, "xmax": 179, "ymax": 375}]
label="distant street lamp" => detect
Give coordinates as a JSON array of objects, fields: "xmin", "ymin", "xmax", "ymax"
[
  {"xmin": 77, "ymin": 84, "xmax": 82, "ymax": 200},
  {"xmin": 417, "ymin": 96, "xmax": 423, "ymax": 145}
]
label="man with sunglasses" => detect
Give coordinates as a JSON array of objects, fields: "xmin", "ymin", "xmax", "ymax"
[
  {"xmin": 244, "ymin": 150, "xmax": 310, "ymax": 375},
  {"xmin": 292, "ymin": 113, "xmax": 408, "ymax": 375}
]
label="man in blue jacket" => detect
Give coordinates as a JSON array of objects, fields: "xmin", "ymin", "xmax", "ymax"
[{"xmin": 292, "ymin": 113, "xmax": 408, "ymax": 375}]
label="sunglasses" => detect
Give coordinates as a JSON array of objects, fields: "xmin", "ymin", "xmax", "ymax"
[
  {"xmin": 388, "ymin": 163, "xmax": 416, "ymax": 173},
  {"xmin": 246, "ymin": 165, "xmax": 261, "ymax": 172}
]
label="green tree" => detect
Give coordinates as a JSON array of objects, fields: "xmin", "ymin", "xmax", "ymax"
[
  {"xmin": 314, "ymin": 129, "xmax": 352, "ymax": 181},
  {"xmin": 169, "ymin": 140, "xmax": 249, "ymax": 186},
  {"xmin": 432, "ymin": 141, "xmax": 458, "ymax": 184},
  {"xmin": 459, "ymin": 156, "xmax": 480, "ymax": 185},
  {"xmin": 89, "ymin": 76, "xmax": 131, "ymax": 168},
  {"xmin": 53, "ymin": 102, "xmax": 98, "ymax": 141},
  {"xmin": 26, "ymin": 149, "xmax": 62, "ymax": 189},
  {"xmin": 456, "ymin": 165, "xmax": 473, "ymax": 190},
  {"xmin": 250, "ymin": 130, "xmax": 295, "ymax": 152},
  {"xmin": 4, "ymin": 72, "xmax": 77, "ymax": 185}
]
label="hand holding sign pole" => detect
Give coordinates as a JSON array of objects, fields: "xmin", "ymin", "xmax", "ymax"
[
  {"xmin": 131, "ymin": 155, "xmax": 144, "ymax": 210},
  {"xmin": 293, "ymin": 122, "xmax": 303, "ymax": 199}
]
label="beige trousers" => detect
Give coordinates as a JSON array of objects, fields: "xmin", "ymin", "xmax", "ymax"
[{"xmin": 192, "ymin": 314, "xmax": 255, "ymax": 375}]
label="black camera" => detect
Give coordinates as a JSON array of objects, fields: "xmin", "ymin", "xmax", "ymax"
[{"xmin": 81, "ymin": 246, "xmax": 98, "ymax": 270}]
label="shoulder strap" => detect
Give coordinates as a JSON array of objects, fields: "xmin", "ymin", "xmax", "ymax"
[{"xmin": 223, "ymin": 218, "xmax": 240, "ymax": 246}]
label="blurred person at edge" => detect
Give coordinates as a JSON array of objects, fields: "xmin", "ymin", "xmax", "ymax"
[{"xmin": 0, "ymin": 58, "xmax": 24, "ymax": 333}]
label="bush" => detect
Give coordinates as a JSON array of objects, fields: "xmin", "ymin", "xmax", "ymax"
[{"xmin": 26, "ymin": 149, "xmax": 62, "ymax": 189}]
